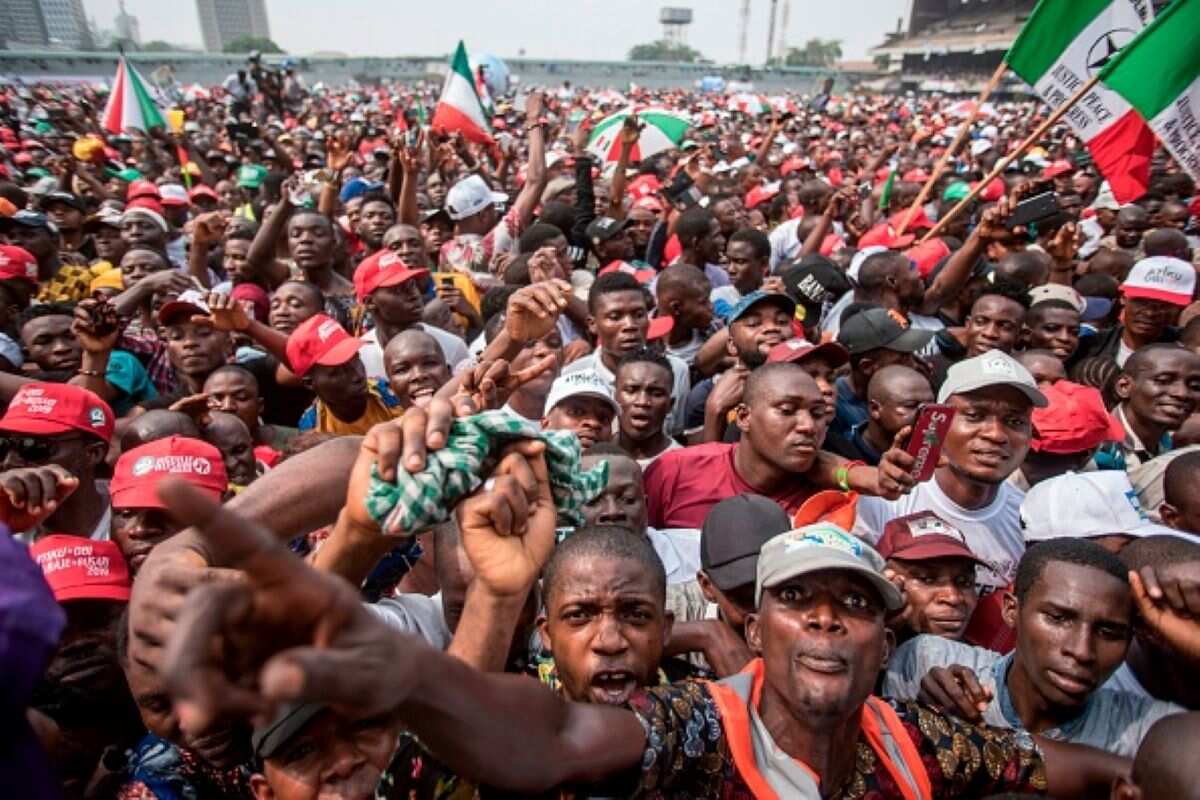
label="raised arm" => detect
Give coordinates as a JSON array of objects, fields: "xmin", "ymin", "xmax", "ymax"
[
  {"xmin": 919, "ymin": 198, "xmax": 1010, "ymax": 316},
  {"xmin": 244, "ymin": 187, "xmax": 295, "ymax": 288},
  {"xmin": 507, "ymin": 92, "xmax": 548, "ymax": 228}
]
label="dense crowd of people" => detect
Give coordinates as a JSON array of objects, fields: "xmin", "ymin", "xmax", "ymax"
[{"xmin": 3, "ymin": 54, "xmax": 1200, "ymax": 799}]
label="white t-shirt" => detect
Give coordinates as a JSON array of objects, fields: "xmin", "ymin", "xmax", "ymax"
[
  {"xmin": 365, "ymin": 593, "xmax": 451, "ymax": 649},
  {"xmin": 646, "ymin": 526, "xmax": 701, "ymax": 585},
  {"xmin": 358, "ymin": 324, "xmax": 470, "ymax": 380},
  {"xmin": 852, "ymin": 475, "xmax": 1026, "ymax": 592},
  {"xmin": 562, "ymin": 348, "xmax": 691, "ymax": 438}
]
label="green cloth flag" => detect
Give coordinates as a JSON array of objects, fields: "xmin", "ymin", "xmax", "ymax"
[
  {"xmin": 365, "ymin": 411, "xmax": 609, "ymax": 536},
  {"xmin": 1100, "ymin": 0, "xmax": 1200, "ymax": 185},
  {"xmin": 1004, "ymin": 0, "xmax": 1156, "ymax": 202},
  {"xmin": 878, "ymin": 167, "xmax": 896, "ymax": 211}
]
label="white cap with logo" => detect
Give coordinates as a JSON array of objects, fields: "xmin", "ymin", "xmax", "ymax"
[
  {"xmin": 445, "ymin": 174, "xmax": 508, "ymax": 221},
  {"xmin": 1121, "ymin": 256, "xmax": 1196, "ymax": 307},
  {"xmin": 1020, "ymin": 471, "xmax": 1180, "ymax": 543},
  {"xmin": 937, "ymin": 349, "xmax": 1048, "ymax": 407},
  {"xmin": 544, "ymin": 369, "xmax": 619, "ymax": 416}
]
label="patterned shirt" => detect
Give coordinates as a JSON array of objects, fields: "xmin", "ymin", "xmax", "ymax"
[
  {"xmin": 439, "ymin": 206, "xmax": 525, "ymax": 275},
  {"xmin": 117, "ymin": 734, "xmax": 254, "ymax": 799},
  {"xmin": 629, "ymin": 681, "xmax": 1048, "ymax": 799},
  {"xmin": 36, "ymin": 263, "xmax": 101, "ymax": 303}
]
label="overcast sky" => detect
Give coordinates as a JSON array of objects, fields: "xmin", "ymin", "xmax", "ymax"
[{"xmin": 82, "ymin": 0, "xmax": 909, "ymax": 62}]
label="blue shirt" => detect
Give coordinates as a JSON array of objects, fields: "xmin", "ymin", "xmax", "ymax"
[{"xmin": 832, "ymin": 374, "xmax": 868, "ymax": 439}]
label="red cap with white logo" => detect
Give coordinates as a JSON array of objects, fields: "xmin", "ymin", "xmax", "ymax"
[
  {"xmin": 0, "ymin": 383, "xmax": 114, "ymax": 443},
  {"xmin": 285, "ymin": 313, "xmax": 364, "ymax": 377},
  {"xmin": 353, "ymin": 249, "xmax": 429, "ymax": 302},
  {"xmin": 0, "ymin": 245, "xmax": 38, "ymax": 284},
  {"xmin": 30, "ymin": 535, "xmax": 131, "ymax": 603},
  {"xmin": 110, "ymin": 435, "xmax": 227, "ymax": 510}
]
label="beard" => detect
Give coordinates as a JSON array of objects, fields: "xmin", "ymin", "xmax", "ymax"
[{"xmin": 740, "ymin": 347, "xmax": 769, "ymax": 369}]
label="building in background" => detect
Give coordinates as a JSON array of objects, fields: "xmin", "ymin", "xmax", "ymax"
[
  {"xmin": 195, "ymin": 0, "xmax": 271, "ymax": 52},
  {"xmin": 0, "ymin": 0, "xmax": 92, "ymax": 49},
  {"xmin": 114, "ymin": 0, "xmax": 140, "ymax": 46}
]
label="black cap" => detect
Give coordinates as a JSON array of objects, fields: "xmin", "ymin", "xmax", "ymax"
[
  {"xmin": 585, "ymin": 216, "xmax": 631, "ymax": 247},
  {"xmin": 252, "ymin": 703, "xmax": 325, "ymax": 760},
  {"xmin": 701, "ymin": 494, "xmax": 793, "ymax": 591},
  {"xmin": 38, "ymin": 190, "xmax": 85, "ymax": 213},
  {"xmin": 837, "ymin": 307, "xmax": 933, "ymax": 356},
  {"xmin": 779, "ymin": 255, "xmax": 852, "ymax": 311}
]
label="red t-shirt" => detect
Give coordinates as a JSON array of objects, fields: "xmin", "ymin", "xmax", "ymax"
[{"xmin": 643, "ymin": 442, "xmax": 817, "ymax": 529}]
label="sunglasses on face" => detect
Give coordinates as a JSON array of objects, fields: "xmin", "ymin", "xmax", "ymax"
[{"xmin": 0, "ymin": 434, "xmax": 83, "ymax": 463}]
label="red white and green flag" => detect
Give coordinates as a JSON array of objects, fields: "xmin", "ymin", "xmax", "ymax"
[
  {"xmin": 1005, "ymin": 0, "xmax": 1156, "ymax": 203},
  {"xmin": 1100, "ymin": 0, "xmax": 1200, "ymax": 186},
  {"xmin": 432, "ymin": 41, "xmax": 493, "ymax": 145},
  {"xmin": 101, "ymin": 56, "xmax": 165, "ymax": 134}
]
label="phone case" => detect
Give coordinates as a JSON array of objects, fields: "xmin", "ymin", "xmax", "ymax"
[{"xmin": 905, "ymin": 404, "xmax": 956, "ymax": 483}]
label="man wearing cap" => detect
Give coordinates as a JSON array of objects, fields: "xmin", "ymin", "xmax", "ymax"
[
  {"xmin": 1020, "ymin": 471, "xmax": 1178, "ymax": 554},
  {"xmin": 1023, "ymin": 286, "xmax": 1095, "ymax": 361},
  {"xmin": 1012, "ymin": 380, "xmax": 1125, "ymax": 490},
  {"xmin": 542, "ymin": 369, "xmax": 619, "ymax": 451},
  {"xmin": 154, "ymin": 289, "xmax": 235, "ymax": 400},
  {"xmin": 877, "ymin": 511, "xmax": 984, "ymax": 643},
  {"xmin": 586, "ymin": 216, "xmax": 636, "ymax": 265},
  {"xmin": 853, "ymin": 350, "xmax": 1046, "ymax": 649},
  {"xmin": 174, "ymin": 499, "xmax": 1130, "ymax": 799},
  {"xmin": 884, "ymin": 537, "xmax": 1182, "ymax": 758},
  {"xmin": 1095, "ymin": 343, "xmax": 1200, "ymax": 470},
  {"xmin": 291, "ymin": 313, "xmax": 402, "ymax": 435},
  {"xmin": 1, "ymin": 210, "xmax": 95, "ymax": 303},
  {"xmin": 777, "ymin": 255, "xmax": 853, "ymax": 342},
  {"xmin": 1073, "ymin": 256, "xmax": 1195, "ymax": 368},
  {"xmin": 0, "ymin": 244, "xmax": 38, "ymax": 369},
  {"xmin": 354, "ymin": 249, "xmax": 469, "ymax": 379},
  {"xmin": 158, "ymin": 183, "xmax": 192, "ymax": 267},
  {"xmin": 82, "ymin": 207, "xmax": 128, "ymax": 274},
  {"xmin": 109, "ymin": 436, "xmax": 229, "ymax": 575},
  {"xmin": 832, "ymin": 306, "xmax": 933, "ymax": 439},
  {"xmin": 0, "ymin": 382, "xmax": 114, "ymax": 541},
  {"xmin": 38, "ymin": 189, "xmax": 89, "ymax": 260},
  {"xmin": 28, "ymin": 534, "xmax": 145, "ymax": 796},
  {"xmin": 564, "ymin": 271, "xmax": 692, "ymax": 437},
  {"xmin": 440, "ymin": 92, "xmax": 547, "ymax": 275},
  {"xmin": 687, "ymin": 289, "xmax": 796, "ymax": 442}
]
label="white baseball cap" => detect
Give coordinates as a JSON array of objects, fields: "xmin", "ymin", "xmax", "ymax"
[
  {"xmin": 445, "ymin": 174, "xmax": 507, "ymax": 221},
  {"xmin": 544, "ymin": 369, "xmax": 619, "ymax": 416},
  {"xmin": 937, "ymin": 349, "xmax": 1048, "ymax": 407},
  {"xmin": 1020, "ymin": 471, "xmax": 1178, "ymax": 543},
  {"xmin": 1121, "ymin": 256, "xmax": 1196, "ymax": 307}
]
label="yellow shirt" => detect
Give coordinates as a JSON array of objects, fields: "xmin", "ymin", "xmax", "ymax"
[{"xmin": 300, "ymin": 381, "xmax": 402, "ymax": 436}]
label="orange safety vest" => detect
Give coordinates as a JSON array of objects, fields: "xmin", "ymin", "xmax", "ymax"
[{"xmin": 706, "ymin": 659, "xmax": 932, "ymax": 800}]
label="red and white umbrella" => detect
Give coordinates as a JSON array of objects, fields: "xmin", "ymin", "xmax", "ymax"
[{"xmin": 587, "ymin": 106, "xmax": 690, "ymax": 163}]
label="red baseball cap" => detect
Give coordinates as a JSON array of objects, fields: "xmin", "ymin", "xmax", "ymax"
[
  {"xmin": 285, "ymin": 313, "xmax": 363, "ymax": 377},
  {"xmin": 111, "ymin": 436, "xmax": 228, "ymax": 510},
  {"xmin": 1031, "ymin": 380, "xmax": 1125, "ymax": 454},
  {"xmin": 904, "ymin": 237, "xmax": 951, "ymax": 279},
  {"xmin": 877, "ymin": 511, "xmax": 985, "ymax": 564},
  {"xmin": 30, "ymin": 535, "xmax": 131, "ymax": 603},
  {"xmin": 126, "ymin": 179, "xmax": 161, "ymax": 201},
  {"xmin": 888, "ymin": 207, "xmax": 934, "ymax": 234},
  {"xmin": 353, "ymin": 250, "xmax": 429, "ymax": 302},
  {"xmin": 599, "ymin": 260, "xmax": 655, "ymax": 284},
  {"xmin": 0, "ymin": 244, "xmax": 39, "ymax": 284},
  {"xmin": 188, "ymin": 184, "xmax": 220, "ymax": 204},
  {"xmin": 1042, "ymin": 160, "xmax": 1076, "ymax": 179},
  {"xmin": 767, "ymin": 338, "xmax": 849, "ymax": 368},
  {"xmin": 0, "ymin": 383, "xmax": 114, "ymax": 443},
  {"xmin": 231, "ymin": 281, "xmax": 270, "ymax": 322},
  {"xmin": 646, "ymin": 315, "xmax": 675, "ymax": 341},
  {"xmin": 858, "ymin": 223, "xmax": 915, "ymax": 250}
]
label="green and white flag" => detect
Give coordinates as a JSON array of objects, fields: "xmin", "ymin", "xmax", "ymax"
[
  {"xmin": 1100, "ymin": 0, "xmax": 1200, "ymax": 185},
  {"xmin": 431, "ymin": 41, "xmax": 493, "ymax": 145},
  {"xmin": 1005, "ymin": 0, "xmax": 1156, "ymax": 202},
  {"xmin": 101, "ymin": 56, "xmax": 165, "ymax": 133}
]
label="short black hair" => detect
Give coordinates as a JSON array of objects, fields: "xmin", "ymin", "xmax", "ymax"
[
  {"xmin": 1014, "ymin": 538, "xmax": 1129, "ymax": 602},
  {"xmin": 1143, "ymin": 228, "xmax": 1191, "ymax": 260},
  {"xmin": 743, "ymin": 361, "xmax": 813, "ymax": 408},
  {"xmin": 1025, "ymin": 299, "xmax": 1079, "ymax": 323},
  {"xmin": 655, "ymin": 262, "xmax": 709, "ymax": 298},
  {"xmin": 1123, "ymin": 343, "xmax": 1193, "ymax": 380},
  {"xmin": 537, "ymin": 201, "xmax": 574, "ymax": 236},
  {"xmin": 359, "ymin": 191, "xmax": 395, "ymax": 212},
  {"xmin": 1164, "ymin": 451, "xmax": 1200, "ymax": 508},
  {"xmin": 19, "ymin": 302, "xmax": 75, "ymax": 330},
  {"xmin": 856, "ymin": 252, "xmax": 906, "ymax": 294},
  {"xmin": 615, "ymin": 347, "xmax": 673, "ymax": 384},
  {"xmin": 279, "ymin": 279, "xmax": 325, "ymax": 309},
  {"xmin": 542, "ymin": 525, "xmax": 666, "ymax": 605},
  {"xmin": 204, "ymin": 363, "xmax": 260, "ymax": 392},
  {"xmin": 588, "ymin": 270, "xmax": 646, "ymax": 313},
  {"xmin": 518, "ymin": 222, "xmax": 566, "ymax": 255},
  {"xmin": 1120, "ymin": 534, "xmax": 1200, "ymax": 573},
  {"xmin": 480, "ymin": 285, "xmax": 519, "ymax": 326},
  {"xmin": 675, "ymin": 207, "xmax": 717, "ymax": 246},
  {"xmin": 583, "ymin": 441, "xmax": 632, "ymax": 458},
  {"xmin": 1069, "ymin": 356, "xmax": 1121, "ymax": 408},
  {"xmin": 972, "ymin": 278, "xmax": 1031, "ymax": 311},
  {"xmin": 728, "ymin": 228, "xmax": 770, "ymax": 261}
]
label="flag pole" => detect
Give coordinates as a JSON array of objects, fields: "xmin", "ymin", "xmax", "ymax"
[
  {"xmin": 920, "ymin": 74, "xmax": 1101, "ymax": 244},
  {"xmin": 896, "ymin": 61, "xmax": 1008, "ymax": 236}
]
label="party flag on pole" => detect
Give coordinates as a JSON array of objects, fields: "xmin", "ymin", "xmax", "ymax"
[
  {"xmin": 432, "ymin": 42, "xmax": 493, "ymax": 144},
  {"xmin": 101, "ymin": 56, "xmax": 166, "ymax": 134}
]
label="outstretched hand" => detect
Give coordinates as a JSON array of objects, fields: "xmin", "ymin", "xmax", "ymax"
[
  {"xmin": 0, "ymin": 465, "xmax": 79, "ymax": 530},
  {"xmin": 157, "ymin": 480, "xmax": 410, "ymax": 735},
  {"xmin": 505, "ymin": 280, "xmax": 571, "ymax": 344},
  {"xmin": 453, "ymin": 356, "xmax": 558, "ymax": 414}
]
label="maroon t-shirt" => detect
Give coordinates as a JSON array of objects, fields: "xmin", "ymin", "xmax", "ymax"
[{"xmin": 643, "ymin": 443, "xmax": 816, "ymax": 528}]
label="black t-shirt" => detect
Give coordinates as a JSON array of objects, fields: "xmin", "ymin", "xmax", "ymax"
[{"xmin": 241, "ymin": 353, "xmax": 315, "ymax": 428}]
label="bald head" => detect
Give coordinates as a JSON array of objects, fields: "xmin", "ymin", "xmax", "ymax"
[
  {"xmin": 383, "ymin": 328, "xmax": 444, "ymax": 363},
  {"xmin": 656, "ymin": 262, "xmax": 709, "ymax": 299},
  {"xmin": 120, "ymin": 410, "xmax": 200, "ymax": 450},
  {"xmin": 1118, "ymin": 205, "xmax": 1149, "ymax": 226},
  {"xmin": 1143, "ymin": 228, "xmax": 1191, "ymax": 260},
  {"xmin": 1119, "ymin": 712, "xmax": 1200, "ymax": 800},
  {"xmin": 867, "ymin": 365, "xmax": 931, "ymax": 404},
  {"xmin": 743, "ymin": 361, "xmax": 821, "ymax": 408}
]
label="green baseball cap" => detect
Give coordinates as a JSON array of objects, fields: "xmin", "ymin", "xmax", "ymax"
[
  {"xmin": 942, "ymin": 181, "xmax": 971, "ymax": 203},
  {"xmin": 237, "ymin": 164, "xmax": 268, "ymax": 190}
]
